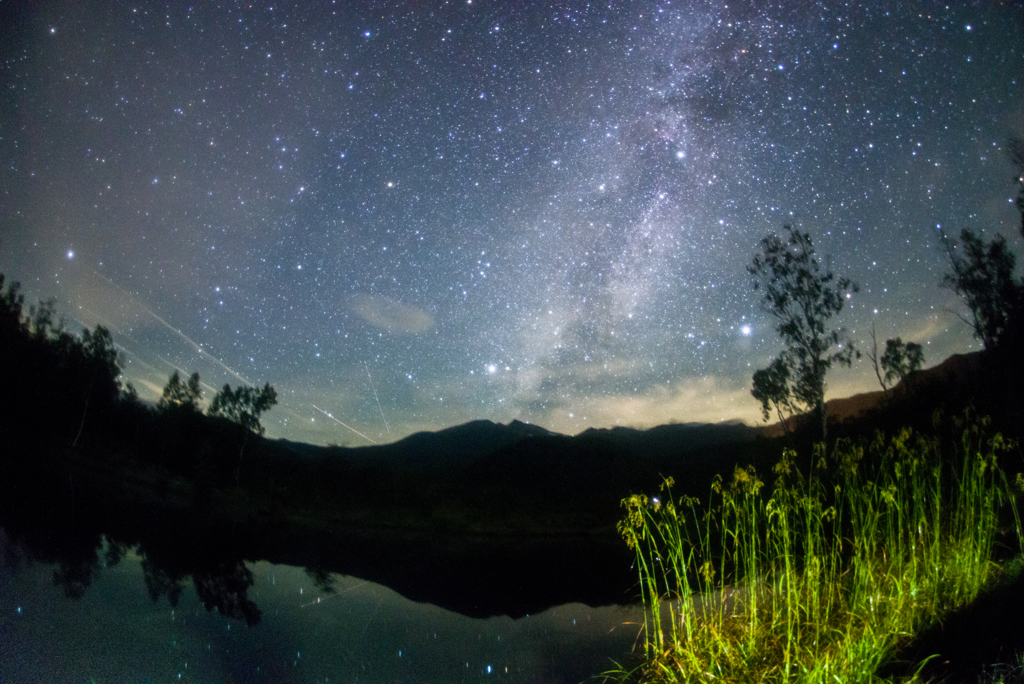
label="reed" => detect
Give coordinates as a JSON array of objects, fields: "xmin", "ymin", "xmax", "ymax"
[{"xmin": 612, "ymin": 415, "xmax": 1022, "ymax": 683}]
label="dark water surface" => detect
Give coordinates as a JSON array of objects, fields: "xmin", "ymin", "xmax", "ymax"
[
  {"xmin": 0, "ymin": 534, "xmax": 643, "ymax": 682},
  {"xmin": 0, "ymin": 454, "xmax": 647, "ymax": 681}
]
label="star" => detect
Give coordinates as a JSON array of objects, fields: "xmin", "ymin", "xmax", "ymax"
[{"xmin": 0, "ymin": 2, "xmax": 1016, "ymax": 444}]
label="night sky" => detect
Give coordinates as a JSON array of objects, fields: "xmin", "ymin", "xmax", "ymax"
[{"xmin": 1, "ymin": 2, "xmax": 1021, "ymax": 446}]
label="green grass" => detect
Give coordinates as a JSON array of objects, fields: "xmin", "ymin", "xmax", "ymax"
[
  {"xmin": 985, "ymin": 651, "xmax": 1024, "ymax": 684},
  {"xmin": 611, "ymin": 415, "xmax": 1023, "ymax": 683}
]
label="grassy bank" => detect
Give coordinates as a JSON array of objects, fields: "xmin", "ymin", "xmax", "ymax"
[{"xmin": 613, "ymin": 414, "xmax": 1024, "ymax": 683}]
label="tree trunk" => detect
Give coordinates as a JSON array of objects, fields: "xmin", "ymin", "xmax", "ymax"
[
  {"xmin": 234, "ymin": 432, "xmax": 249, "ymax": 486},
  {"xmin": 71, "ymin": 376, "xmax": 95, "ymax": 450},
  {"xmin": 817, "ymin": 399, "xmax": 828, "ymax": 456}
]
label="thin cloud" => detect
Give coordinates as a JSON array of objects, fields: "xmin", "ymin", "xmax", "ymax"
[{"xmin": 350, "ymin": 295, "xmax": 434, "ymax": 334}]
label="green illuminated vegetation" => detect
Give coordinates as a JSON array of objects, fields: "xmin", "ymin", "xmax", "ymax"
[
  {"xmin": 1, "ymin": 138, "xmax": 1023, "ymax": 674},
  {"xmin": 612, "ymin": 417, "xmax": 1023, "ymax": 683}
]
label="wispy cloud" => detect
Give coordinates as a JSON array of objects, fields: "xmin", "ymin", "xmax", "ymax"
[{"xmin": 350, "ymin": 295, "xmax": 434, "ymax": 334}]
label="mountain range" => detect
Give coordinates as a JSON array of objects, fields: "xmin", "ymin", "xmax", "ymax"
[{"xmin": 276, "ymin": 350, "xmax": 994, "ymax": 475}]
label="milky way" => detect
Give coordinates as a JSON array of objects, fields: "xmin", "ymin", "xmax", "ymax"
[{"xmin": 1, "ymin": 2, "xmax": 1021, "ymax": 445}]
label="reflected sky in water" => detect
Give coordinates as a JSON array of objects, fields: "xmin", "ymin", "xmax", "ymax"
[{"xmin": 1, "ymin": 543, "xmax": 643, "ymax": 682}]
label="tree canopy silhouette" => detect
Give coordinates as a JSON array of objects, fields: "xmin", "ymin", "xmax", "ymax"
[
  {"xmin": 866, "ymin": 325, "xmax": 924, "ymax": 393},
  {"xmin": 208, "ymin": 383, "xmax": 278, "ymax": 437},
  {"xmin": 208, "ymin": 382, "xmax": 278, "ymax": 483},
  {"xmin": 749, "ymin": 226, "xmax": 858, "ymax": 446},
  {"xmin": 941, "ymin": 229, "xmax": 1019, "ymax": 351},
  {"xmin": 158, "ymin": 371, "xmax": 202, "ymax": 413},
  {"xmin": 0, "ymin": 273, "xmax": 124, "ymax": 448},
  {"xmin": 940, "ymin": 139, "xmax": 1024, "ymax": 357}
]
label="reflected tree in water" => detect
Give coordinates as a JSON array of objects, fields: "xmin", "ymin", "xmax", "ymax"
[
  {"xmin": 142, "ymin": 555, "xmax": 186, "ymax": 608},
  {"xmin": 52, "ymin": 556, "xmax": 99, "ymax": 599},
  {"xmin": 104, "ymin": 538, "xmax": 129, "ymax": 568},
  {"xmin": 193, "ymin": 560, "xmax": 261, "ymax": 626},
  {"xmin": 304, "ymin": 565, "xmax": 338, "ymax": 594},
  {"xmin": 140, "ymin": 549, "xmax": 261, "ymax": 625},
  {"xmin": 51, "ymin": 536, "xmax": 128, "ymax": 599},
  {"xmin": 50, "ymin": 532, "xmax": 106, "ymax": 599}
]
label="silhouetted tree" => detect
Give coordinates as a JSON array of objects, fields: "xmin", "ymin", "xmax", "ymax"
[
  {"xmin": 153, "ymin": 371, "xmax": 205, "ymax": 475},
  {"xmin": 749, "ymin": 226, "xmax": 858, "ymax": 447},
  {"xmin": 142, "ymin": 556, "xmax": 185, "ymax": 607},
  {"xmin": 28, "ymin": 298, "xmax": 62, "ymax": 342},
  {"xmin": 867, "ymin": 324, "xmax": 924, "ymax": 393},
  {"xmin": 0, "ymin": 276, "xmax": 28, "ymax": 433},
  {"xmin": 0, "ymin": 274, "xmax": 25, "ymax": 336},
  {"xmin": 158, "ymin": 371, "xmax": 202, "ymax": 412},
  {"xmin": 71, "ymin": 324, "xmax": 123, "ymax": 447},
  {"xmin": 208, "ymin": 383, "xmax": 277, "ymax": 436},
  {"xmin": 881, "ymin": 338, "xmax": 923, "ymax": 385},
  {"xmin": 121, "ymin": 381, "xmax": 140, "ymax": 404},
  {"xmin": 0, "ymin": 273, "xmax": 124, "ymax": 448},
  {"xmin": 941, "ymin": 229, "xmax": 1019, "ymax": 351},
  {"xmin": 192, "ymin": 559, "xmax": 261, "ymax": 626},
  {"xmin": 752, "ymin": 357, "xmax": 795, "ymax": 426},
  {"xmin": 940, "ymin": 140, "xmax": 1024, "ymax": 354},
  {"xmin": 207, "ymin": 382, "xmax": 277, "ymax": 482}
]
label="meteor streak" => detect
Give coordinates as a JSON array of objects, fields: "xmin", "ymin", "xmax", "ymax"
[
  {"xmin": 299, "ymin": 580, "xmax": 367, "ymax": 608},
  {"xmin": 311, "ymin": 405, "xmax": 377, "ymax": 444},
  {"xmin": 365, "ymin": 361, "xmax": 391, "ymax": 435},
  {"xmin": 92, "ymin": 270, "xmax": 252, "ymax": 386}
]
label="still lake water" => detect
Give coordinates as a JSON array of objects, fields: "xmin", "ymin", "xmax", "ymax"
[{"xmin": 1, "ymin": 535, "xmax": 644, "ymax": 682}]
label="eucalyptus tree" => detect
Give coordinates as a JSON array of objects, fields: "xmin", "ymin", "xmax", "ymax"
[{"xmin": 749, "ymin": 226, "xmax": 859, "ymax": 447}]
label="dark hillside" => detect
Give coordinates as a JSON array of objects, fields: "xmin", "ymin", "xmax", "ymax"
[{"xmin": 2, "ymin": 274, "xmax": 1022, "ymax": 623}]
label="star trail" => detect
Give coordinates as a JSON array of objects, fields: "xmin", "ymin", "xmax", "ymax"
[{"xmin": 1, "ymin": 2, "xmax": 1021, "ymax": 445}]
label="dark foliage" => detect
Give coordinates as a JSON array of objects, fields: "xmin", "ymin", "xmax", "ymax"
[
  {"xmin": 158, "ymin": 370, "xmax": 202, "ymax": 413},
  {"xmin": 749, "ymin": 226, "xmax": 859, "ymax": 446},
  {"xmin": 880, "ymin": 338, "xmax": 923, "ymax": 384},
  {"xmin": 940, "ymin": 140, "xmax": 1024, "ymax": 350},
  {"xmin": 0, "ymin": 274, "xmax": 125, "ymax": 452},
  {"xmin": 867, "ymin": 326, "xmax": 924, "ymax": 394},
  {"xmin": 207, "ymin": 382, "xmax": 278, "ymax": 483},
  {"xmin": 208, "ymin": 383, "xmax": 278, "ymax": 436},
  {"xmin": 0, "ymin": 273, "xmax": 281, "ymax": 491},
  {"xmin": 941, "ymin": 228, "xmax": 1020, "ymax": 350}
]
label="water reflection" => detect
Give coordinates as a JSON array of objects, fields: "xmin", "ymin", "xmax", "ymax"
[
  {"xmin": 0, "ymin": 470, "xmax": 637, "ymax": 617},
  {"xmin": 0, "ymin": 474, "xmax": 644, "ymax": 681},
  {"xmin": 1, "ymin": 515, "xmax": 265, "ymax": 627},
  {"xmin": 1, "ymin": 533, "xmax": 643, "ymax": 682}
]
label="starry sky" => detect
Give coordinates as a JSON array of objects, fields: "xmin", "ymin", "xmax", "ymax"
[{"xmin": 1, "ymin": 2, "xmax": 1021, "ymax": 446}]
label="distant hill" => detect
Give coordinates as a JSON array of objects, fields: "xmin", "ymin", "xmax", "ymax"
[
  {"xmin": 4, "ymin": 348, "xmax": 1020, "ymax": 618},
  {"xmin": 275, "ymin": 351, "xmax": 1000, "ymax": 471},
  {"xmin": 759, "ymin": 351, "xmax": 999, "ymax": 438},
  {"xmin": 276, "ymin": 415, "xmax": 764, "ymax": 472},
  {"xmin": 277, "ymin": 418, "xmax": 559, "ymax": 470},
  {"xmin": 203, "ymin": 347, "xmax": 1024, "ymax": 541}
]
